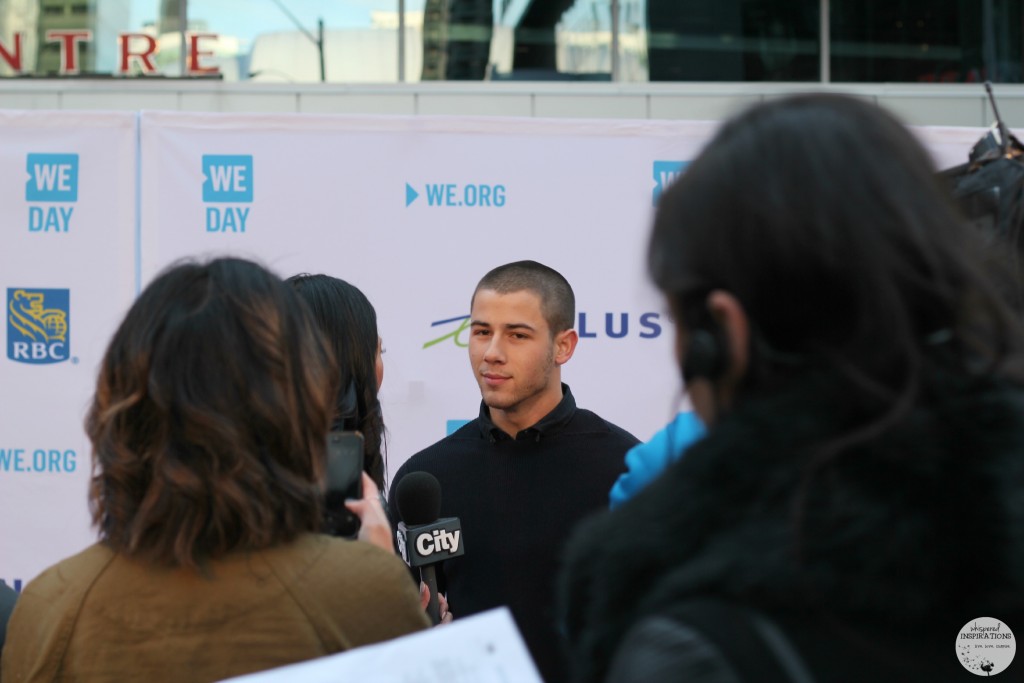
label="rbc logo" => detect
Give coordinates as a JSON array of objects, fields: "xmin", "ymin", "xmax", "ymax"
[
  {"xmin": 7, "ymin": 289, "xmax": 70, "ymax": 364},
  {"xmin": 202, "ymin": 155, "xmax": 252, "ymax": 232},
  {"xmin": 652, "ymin": 160, "xmax": 688, "ymax": 206}
]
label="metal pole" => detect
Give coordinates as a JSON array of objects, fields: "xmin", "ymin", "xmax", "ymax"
[
  {"xmin": 610, "ymin": 0, "xmax": 620, "ymax": 82},
  {"xmin": 266, "ymin": 0, "xmax": 323, "ymax": 80},
  {"xmin": 819, "ymin": 0, "xmax": 830, "ymax": 83},
  {"xmin": 318, "ymin": 18, "xmax": 326, "ymax": 81},
  {"xmin": 179, "ymin": 0, "xmax": 187, "ymax": 76},
  {"xmin": 398, "ymin": 0, "xmax": 406, "ymax": 82},
  {"xmin": 982, "ymin": 0, "xmax": 997, "ymax": 82}
]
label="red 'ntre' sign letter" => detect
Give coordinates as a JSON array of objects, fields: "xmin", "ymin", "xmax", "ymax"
[
  {"xmin": 0, "ymin": 32, "xmax": 23, "ymax": 71},
  {"xmin": 45, "ymin": 30, "xmax": 93, "ymax": 74},
  {"xmin": 119, "ymin": 33, "xmax": 158, "ymax": 74},
  {"xmin": 188, "ymin": 33, "xmax": 219, "ymax": 75}
]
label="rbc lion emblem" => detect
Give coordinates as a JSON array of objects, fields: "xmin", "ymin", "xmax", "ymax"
[{"xmin": 7, "ymin": 288, "xmax": 69, "ymax": 364}]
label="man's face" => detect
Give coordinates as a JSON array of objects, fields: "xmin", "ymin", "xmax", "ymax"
[{"xmin": 469, "ymin": 288, "xmax": 570, "ymax": 426}]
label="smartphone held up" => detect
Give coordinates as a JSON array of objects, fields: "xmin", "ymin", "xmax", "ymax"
[{"xmin": 323, "ymin": 431, "xmax": 365, "ymax": 538}]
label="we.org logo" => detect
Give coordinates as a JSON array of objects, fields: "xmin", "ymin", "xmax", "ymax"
[
  {"xmin": 7, "ymin": 288, "xmax": 70, "ymax": 364},
  {"xmin": 0, "ymin": 447, "xmax": 78, "ymax": 474},
  {"xmin": 25, "ymin": 153, "xmax": 78, "ymax": 232},
  {"xmin": 202, "ymin": 154, "xmax": 252, "ymax": 232},
  {"xmin": 652, "ymin": 160, "xmax": 688, "ymax": 206},
  {"xmin": 405, "ymin": 182, "xmax": 507, "ymax": 208}
]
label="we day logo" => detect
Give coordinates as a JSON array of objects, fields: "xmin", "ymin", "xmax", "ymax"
[
  {"xmin": 202, "ymin": 155, "xmax": 252, "ymax": 232},
  {"xmin": 652, "ymin": 160, "xmax": 687, "ymax": 206},
  {"xmin": 25, "ymin": 153, "xmax": 78, "ymax": 233}
]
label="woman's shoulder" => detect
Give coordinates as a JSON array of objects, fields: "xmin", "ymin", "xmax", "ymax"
[
  {"xmin": 17, "ymin": 544, "xmax": 115, "ymax": 606},
  {"xmin": 267, "ymin": 534, "xmax": 430, "ymax": 645},
  {"xmin": 264, "ymin": 533, "xmax": 411, "ymax": 583},
  {"xmin": 2, "ymin": 545, "xmax": 116, "ymax": 680},
  {"xmin": 267, "ymin": 534, "xmax": 425, "ymax": 610}
]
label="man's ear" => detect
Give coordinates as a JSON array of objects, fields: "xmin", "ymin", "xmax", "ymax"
[
  {"xmin": 554, "ymin": 328, "xmax": 579, "ymax": 366},
  {"xmin": 706, "ymin": 290, "xmax": 750, "ymax": 385}
]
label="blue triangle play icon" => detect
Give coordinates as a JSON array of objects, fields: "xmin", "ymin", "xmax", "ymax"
[{"xmin": 405, "ymin": 183, "xmax": 419, "ymax": 207}]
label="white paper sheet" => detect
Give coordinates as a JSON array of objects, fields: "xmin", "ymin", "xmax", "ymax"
[{"xmin": 217, "ymin": 607, "xmax": 543, "ymax": 683}]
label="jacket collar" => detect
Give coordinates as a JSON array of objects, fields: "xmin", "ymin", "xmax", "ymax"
[{"xmin": 477, "ymin": 383, "xmax": 576, "ymax": 443}]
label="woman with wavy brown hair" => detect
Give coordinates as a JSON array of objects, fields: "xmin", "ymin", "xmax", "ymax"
[{"xmin": 2, "ymin": 258, "xmax": 428, "ymax": 683}]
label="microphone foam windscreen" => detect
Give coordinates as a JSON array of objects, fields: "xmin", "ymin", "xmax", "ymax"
[{"xmin": 395, "ymin": 471, "xmax": 442, "ymax": 525}]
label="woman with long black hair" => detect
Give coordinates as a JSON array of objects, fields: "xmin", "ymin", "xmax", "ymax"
[
  {"xmin": 289, "ymin": 274, "xmax": 388, "ymax": 492},
  {"xmin": 561, "ymin": 93, "xmax": 1024, "ymax": 683}
]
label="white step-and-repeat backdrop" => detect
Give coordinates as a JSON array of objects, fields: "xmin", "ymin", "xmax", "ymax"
[{"xmin": 1, "ymin": 108, "xmax": 986, "ymax": 588}]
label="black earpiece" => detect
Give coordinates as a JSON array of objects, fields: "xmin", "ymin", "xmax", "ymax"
[{"xmin": 682, "ymin": 328, "xmax": 726, "ymax": 383}]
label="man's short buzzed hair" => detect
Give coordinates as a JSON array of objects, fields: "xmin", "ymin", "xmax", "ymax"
[{"xmin": 473, "ymin": 260, "xmax": 576, "ymax": 335}]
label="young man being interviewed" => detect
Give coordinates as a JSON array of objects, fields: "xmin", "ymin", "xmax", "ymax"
[{"xmin": 389, "ymin": 260, "xmax": 637, "ymax": 683}]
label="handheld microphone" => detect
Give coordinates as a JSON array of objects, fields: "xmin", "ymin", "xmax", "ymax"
[{"xmin": 394, "ymin": 471, "xmax": 465, "ymax": 625}]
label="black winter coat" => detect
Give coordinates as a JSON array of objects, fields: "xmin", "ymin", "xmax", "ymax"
[{"xmin": 560, "ymin": 370, "xmax": 1024, "ymax": 683}]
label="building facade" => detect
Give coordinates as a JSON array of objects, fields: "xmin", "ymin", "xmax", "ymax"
[{"xmin": 1, "ymin": 1, "xmax": 1023, "ymax": 126}]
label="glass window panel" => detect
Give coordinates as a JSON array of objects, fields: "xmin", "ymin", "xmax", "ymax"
[
  {"xmin": 421, "ymin": 0, "xmax": 493, "ymax": 79},
  {"xmin": 474, "ymin": 0, "xmax": 612, "ymax": 81},
  {"xmin": 556, "ymin": 1, "xmax": 612, "ymax": 80},
  {"xmin": 617, "ymin": 0, "xmax": 649, "ymax": 82},
  {"xmin": 0, "ymin": 1, "xmax": 1020, "ymax": 84},
  {"xmin": 645, "ymin": 0, "xmax": 820, "ymax": 81},
  {"xmin": 411, "ymin": 0, "xmax": 603, "ymax": 81},
  {"xmin": 831, "ymin": 0, "xmax": 1023, "ymax": 83}
]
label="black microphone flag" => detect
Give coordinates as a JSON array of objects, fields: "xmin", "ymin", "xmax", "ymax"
[{"xmin": 394, "ymin": 471, "xmax": 465, "ymax": 625}]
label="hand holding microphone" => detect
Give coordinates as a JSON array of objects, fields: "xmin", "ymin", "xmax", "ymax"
[
  {"xmin": 394, "ymin": 471, "xmax": 465, "ymax": 625},
  {"xmin": 418, "ymin": 582, "xmax": 453, "ymax": 624}
]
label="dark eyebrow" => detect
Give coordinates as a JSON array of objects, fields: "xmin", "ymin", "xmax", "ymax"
[
  {"xmin": 503, "ymin": 323, "xmax": 537, "ymax": 333},
  {"xmin": 470, "ymin": 320, "xmax": 536, "ymax": 333}
]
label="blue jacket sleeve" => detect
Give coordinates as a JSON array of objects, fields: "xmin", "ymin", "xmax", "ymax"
[{"xmin": 608, "ymin": 411, "xmax": 705, "ymax": 509}]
